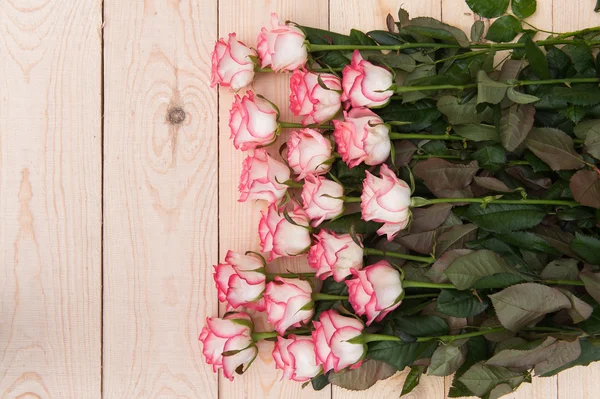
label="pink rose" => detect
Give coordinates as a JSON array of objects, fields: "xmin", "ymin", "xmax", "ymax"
[
  {"xmin": 258, "ymin": 203, "xmax": 312, "ymax": 261},
  {"xmin": 273, "ymin": 335, "xmax": 322, "ymax": 382},
  {"xmin": 332, "ymin": 108, "xmax": 391, "ymax": 168},
  {"xmin": 239, "ymin": 149, "xmax": 291, "ymax": 204},
  {"xmin": 257, "ymin": 13, "xmax": 308, "ymax": 71},
  {"xmin": 307, "ymin": 230, "xmax": 364, "ymax": 282},
  {"xmin": 361, "ymin": 164, "xmax": 412, "ymax": 240},
  {"xmin": 289, "ymin": 69, "xmax": 342, "ymax": 125},
  {"xmin": 210, "ymin": 33, "xmax": 257, "ymax": 91},
  {"xmin": 199, "ymin": 312, "xmax": 257, "ymax": 381},
  {"xmin": 342, "ymin": 50, "xmax": 394, "ymax": 108},
  {"xmin": 287, "ymin": 129, "xmax": 333, "ymax": 180},
  {"xmin": 265, "ymin": 277, "xmax": 314, "ymax": 335},
  {"xmin": 312, "ymin": 310, "xmax": 365, "ymax": 372},
  {"xmin": 301, "ymin": 175, "xmax": 344, "ymax": 227},
  {"xmin": 229, "ymin": 91, "xmax": 279, "ymax": 151},
  {"xmin": 346, "ymin": 260, "xmax": 403, "ymax": 325},
  {"xmin": 214, "ymin": 251, "xmax": 266, "ymax": 311}
]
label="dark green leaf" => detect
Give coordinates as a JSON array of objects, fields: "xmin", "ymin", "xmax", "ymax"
[
  {"xmin": 581, "ymin": 271, "xmax": 600, "ymax": 303},
  {"xmin": 349, "ymin": 29, "xmax": 377, "ymax": 45},
  {"xmin": 596, "ymin": 0, "xmax": 600, "ymax": 12},
  {"xmin": 466, "ymin": 0, "xmax": 510, "ymax": 18},
  {"xmin": 524, "ymin": 36, "xmax": 551, "ymax": 79},
  {"xmin": 426, "ymin": 249, "xmax": 472, "ymax": 283},
  {"xmin": 321, "ymin": 212, "xmax": 381, "ymax": 235},
  {"xmin": 500, "ymin": 103, "xmax": 535, "ymax": 151},
  {"xmin": 489, "ymin": 384, "xmax": 515, "ymax": 399},
  {"xmin": 401, "ymin": 366, "xmax": 425, "ymax": 396},
  {"xmin": 551, "ymin": 86, "xmax": 600, "ymax": 106},
  {"xmin": 436, "ymin": 289, "xmax": 489, "ymax": 317},
  {"xmin": 407, "ymin": 17, "xmax": 470, "ymax": 47},
  {"xmin": 524, "ymin": 128, "xmax": 585, "ymax": 171},
  {"xmin": 572, "ymin": 233, "xmax": 600, "ymax": 264},
  {"xmin": 429, "ymin": 341, "xmax": 468, "ymax": 376},
  {"xmin": 435, "ymin": 224, "xmax": 479, "ymax": 256},
  {"xmin": 311, "ymin": 373, "xmax": 331, "ymax": 390},
  {"xmin": 375, "ymin": 100, "xmax": 441, "ymax": 132},
  {"xmin": 465, "ymin": 203, "xmax": 546, "ymax": 234},
  {"xmin": 367, "ymin": 340, "xmax": 420, "ymax": 371},
  {"xmin": 473, "ymin": 273, "xmax": 526, "ymax": 289},
  {"xmin": 563, "ymin": 43, "xmax": 596, "ymax": 76},
  {"xmin": 393, "ymin": 315, "xmax": 449, "ymax": 336},
  {"xmin": 540, "ymin": 258, "xmax": 580, "ymax": 280},
  {"xmin": 369, "ymin": 53, "xmax": 416, "ymax": 72},
  {"xmin": 367, "ymin": 30, "xmax": 404, "ymax": 45},
  {"xmin": 546, "ymin": 46, "xmax": 572, "ymax": 77},
  {"xmin": 512, "ymin": 0, "xmax": 537, "ymax": 18},
  {"xmin": 438, "ymin": 96, "xmax": 493, "ymax": 125},
  {"xmin": 485, "ymin": 15, "xmax": 522, "ymax": 43},
  {"xmin": 453, "ymin": 124, "xmax": 500, "ymax": 142},
  {"xmin": 512, "ymin": 30, "xmax": 537, "ymax": 60},
  {"xmin": 524, "ymin": 150, "xmax": 551, "ymax": 172},
  {"xmin": 497, "ymin": 232, "xmax": 561, "ymax": 256},
  {"xmin": 459, "ymin": 364, "xmax": 525, "ymax": 396},
  {"xmin": 448, "ymin": 336, "xmax": 490, "ymax": 397},
  {"xmin": 477, "ymin": 71, "xmax": 509, "ymax": 104},
  {"xmin": 471, "ymin": 20, "xmax": 485, "ymax": 42},
  {"xmin": 328, "ymin": 360, "xmax": 396, "ymax": 390},
  {"xmin": 472, "ymin": 145, "xmax": 506, "ymax": 171},
  {"xmin": 535, "ymin": 225, "xmax": 578, "ymax": 258},
  {"xmin": 444, "ymin": 249, "xmax": 514, "ymax": 290},
  {"xmin": 570, "ymin": 170, "xmax": 600, "ymax": 209}
]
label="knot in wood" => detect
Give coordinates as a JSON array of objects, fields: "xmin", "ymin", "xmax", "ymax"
[{"xmin": 167, "ymin": 107, "xmax": 186, "ymax": 125}]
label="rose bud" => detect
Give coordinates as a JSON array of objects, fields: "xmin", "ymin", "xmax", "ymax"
[
  {"xmin": 301, "ymin": 175, "xmax": 344, "ymax": 227},
  {"xmin": 214, "ymin": 250, "xmax": 267, "ymax": 311},
  {"xmin": 229, "ymin": 91, "xmax": 279, "ymax": 151},
  {"xmin": 257, "ymin": 13, "xmax": 308, "ymax": 72},
  {"xmin": 312, "ymin": 309, "xmax": 365, "ymax": 372},
  {"xmin": 308, "ymin": 229, "xmax": 364, "ymax": 282},
  {"xmin": 239, "ymin": 149, "xmax": 291, "ymax": 204},
  {"xmin": 332, "ymin": 107, "xmax": 391, "ymax": 168},
  {"xmin": 273, "ymin": 335, "xmax": 322, "ymax": 382},
  {"xmin": 342, "ymin": 50, "xmax": 394, "ymax": 109},
  {"xmin": 199, "ymin": 312, "xmax": 257, "ymax": 381},
  {"xmin": 307, "ymin": 230, "xmax": 364, "ymax": 282},
  {"xmin": 346, "ymin": 260, "xmax": 403, "ymax": 325},
  {"xmin": 287, "ymin": 128, "xmax": 333, "ymax": 180},
  {"xmin": 289, "ymin": 69, "xmax": 343, "ymax": 125},
  {"xmin": 210, "ymin": 33, "xmax": 258, "ymax": 91},
  {"xmin": 265, "ymin": 277, "xmax": 314, "ymax": 335},
  {"xmin": 361, "ymin": 164, "xmax": 412, "ymax": 241},
  {"xmin": 258, "ymin": 203, "xmax": 312, "ymax": 261}
]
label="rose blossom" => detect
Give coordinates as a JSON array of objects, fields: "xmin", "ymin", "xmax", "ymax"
[
  {"xmin": 312, "ymin": 310, "xmax": 365, "ymax": 372},
  {"xmin": 199, "ymin": 312, "xmax": 257, "ymax": 381},
  {"xmin": 257, "ymin": 13, "xmax": 308, "ymax": 71},
  {"xmin": 342, "ymin": 50, "xmax": 394, "ymax": 108},
  {"xmin": 239, "ymin": 149, "xmax": 290, "ymax": 204},
  {"xmin": 289, "ymin": 69, "xmax": 342, "ymax": 125},
  {"xmin": 213, "ymin": 251, "xmax": 266, "ymax": 311},
  {"xmin": 265, "ymin": 277, "xmax": 314, "ymax": 335},
  {"xmin": 229, "ymin": 91, "xmax": 279, "ymax": 151},
  {"xmin": 301, "ymin": 175, "xmax": 344, "ymax": 227},
  {"xmin": 332, "ymin": 107, "xmax": 391, "ymax": 168},
  {"xmin": 307, "ymin": 230, "xmax": 364, "ymax": 282},
  {"xmin": 258, "ymin": 203, "xmax": 312, "ymax": 261},
  {"xmin": 273, "ymin": 335, "xmax": 322, "ymax": 382},
  {"xmin": 287, "ymin": 129, "xmax": 332, "ymax": 180},
  {"xmin": 361, "ymin": 164, "xmax": 412, "ymax": 240},
  {"xmin": 210, "ymin": 33, "xmax": 257, "ymax": 91},
  {"xmin": 346, "ymin": 260, "xmax": 403, "ymax": 325}
]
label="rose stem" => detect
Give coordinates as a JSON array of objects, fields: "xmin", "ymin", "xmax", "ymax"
[
  {"xmin": 361, "ymin": 327, "xmax": 507, "ymax": 344},
  {"xmin": 411, "ymin": 197, "xmax": 580, "ymax": 208},
  {"xmin": 257, "ymin": 67, "xmax": 344, "ymax": 73},
  {"xmin": 389, "ymin": 132, "xmax": 584, "ymax": 144},
  {"xmin": 403, "ymin": 293, "xmax": 440, "ymax": 300},
  {"xmin": 265, "ymin": 272, "xmax": 317, "ymax": 281},
  {"xmin": 412, "ymin": 154, "xmax": 463, "ymax": 160},
  {"xmin": 279, "ymin": 121, "xmax": 334, "ymax": 129},
  {"xmin": 251, "ymin": 331, "xmax": 280, "ymax": 341},
  {"xmin": 363, "ymin": 248, "xmax": 435, "ymax": 264},
  {"xmin": 312, "ymin": 293, "xmax": 349, "ymax": 301}
]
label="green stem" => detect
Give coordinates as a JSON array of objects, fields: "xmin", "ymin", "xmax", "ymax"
[
  {"xmin": 404, "ymin": 293, "xmax": 441, "ymax": 300},
  {"xmin": 266, "ymin": 272, "xmax": 317, "ymax": 281},
  {"xmin": 412, "ymin": 154, "xmax": 462, "ymax": 160},
  {"xmin": 416, "ymin": 327, "xmax": 506, "ymax": 343},
  {"xmin": 251, "ymin": 331, "xmax": 280, "ymax": 341},
  {"xmin": 402, "ymin": 280, "xmax": 455, "ymax": 289},
  {"xmin": 343, "ymin": 196, "xmax": 363, "ymax": 203},
  {"xmin": 507, "ymin": 160, "xmax": 531, "ymax": 167},
  {"xmin": 542, "ymin": 279, "xmax": 586, "ymax": 287},
  {"xmin": 362, "ymin": 333, "xmax": 402, "ymax": 343},
  {"xmin": 412, "ymin": 197, "xmax": 580, "ymax": 208},
  {"xmin": 313, "ymin": 293, "xmax": 349, "ymax": 301},
  {"xmin": 257, "ymin": 67, "xmax": 343, "ymax": 73},
  {"xmin": 389, "ymin": 133, "xmax": 466, "ymax": 141},
  {"xmin": 555, "ymin": 26, "xmax": 600, "ymax": 39},
  {"xmin": 279, "ymin": 121, "xmax": 334, "ymax": 129},
  {"xmin": 364, "ymin": 248, "xmax": 435, "ymax": 264},
  {"xmin": 519, "ymin": 77, "xmax": 600, "ymax": 86}
]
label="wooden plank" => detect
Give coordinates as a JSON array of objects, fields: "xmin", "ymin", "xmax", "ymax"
[
  {"xmin": 328, "ymin": 1, "xmax": 445, "ymax": 398},
  {"xmin": 102, "ymin": 0, "xmax": 218, "ymax": 397},
  {"xmin": 0, "ymin": 0, "xmax": 102, "ymax": 397},
  {"xmin": 217, "ymin": 1, "xmax": 330, "ymax": 398}
]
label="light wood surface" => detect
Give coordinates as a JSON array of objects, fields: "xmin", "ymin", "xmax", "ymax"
[{"xmin": 1, "ymin": 0, "xmax": 600, "ymax": 398}]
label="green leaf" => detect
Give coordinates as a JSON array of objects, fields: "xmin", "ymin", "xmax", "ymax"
[
  {"xmin": 448, "ymin": 336, "xmax": 490, "ymax": 397},
  {"xmin": 541, "ymin": 259, "xmax": 580, "ymax": 281},
  {"xmin": 585, "ymin": 130, "xmax": 600, "ymax": 159},
  {"xmin": 473, "ymin": 273, "xmax": 527, "ymax": 289},
  {"xmin": 570, "ymin": 170, "xmax": 600, "ymax": 209},
  {"xmin": 507, "ymin": 87, "xmax": 540, "ymax": 104},
  {"xmin": 436, "ymin": 289, "xmax": 489, "ymax": 317},
  {"xmin": 426, "ymin": 249, "xmax": 472, "ymax": 283},
  {"xmin": 393, "ymin": 315, "xmax": 449, "ymax": 337},
  {"xmin": 471, "ymin": 20, "xmax": 485, "ymax": 42},
  {"xmin": 581, "ymin": 271, "xmax": 600, "ymax": 303},
  {"xmin": 500, "ymin": 103, "xmax": 535, "ymax": 151},
  {"xmin": 453, "ymin": 124, "xmax": 500, "ymax": 142},
  {"xmin": 349, "ymin": 29, "xmax": 377, "ymax": 45},
  {"xmin": 537, "ymin": 338, "xmax": 594, "ymax": 377},
  {"xmin": 444, "ymin": 249, "xmax": 514, "ymax": 290},
  {"xmin": 311, "ymin": 373, "xmax": 331, "ymax": 390},
  {"xmin": 489, "ymin": 283, "xmax": 571, "ymax": 331},
  {"xmin": 576, "ymin": 303, "xmax": 600, "ymax": 334},
  {"xmin": 435, "ymin": 224, "xmax": 479, "ymax": 257},
  {"xmin": 465, "ymin": 203, "xmax": 546, "ymax": 234},
  {"xmin": 367, "ymin": 340, "xmax": 420, "ymax": 371},
  {"xmin": 321, "ymin": 212, "xmax": 381, "ymax": 235},
  {"xmin": 438, "ymin": 96, "xmax": 492, "ymax": 125},
  {"xmin": 459, "ymin": 364, "xmax": 526, "ymax": 397},
  {"xmin": 401, "ymin": 366, "xmax": 425, "ymax": 396},
  {"xmin": 596, "ymin": 0, "xmax": 600, "ymax": 12},
  {"xmin": 406, "ymin": 17, "xmax": 470, "ymax": 47},
  {"xmin": 534, "ymin": 340, "xmax": 582, "ymax": 376},
  {"xmin": 477, "ymin": 71, "xmax": 509, "ymax": 104},
  {"xmin": 367, "ymin": 30, "xmax": 404, "ymax": 45},
  {"xmin": 413, "ymin": 159, "xmax": 479, "ymax": 198},
  {"xmin": 571, "ymin": 233, "xmax": 600, "ymax": 264},
  {"xmin": 486, "ymin": 337, "xmax": 557, "ymax": 370},
  {"xmin": 489, "ymin": 384, "xmax": 515, "ymax": 399},
  {"xmin": 524, "ymin": 36, "xmax": 551, "ymax": 79},
  {"xmin": 376, "ymin": 99, "xmax": 441, "ymax": 132},
  {"xmin": 328, "ymin": 360, "xmax": 396, "ymax": 391},
  {"xmin": 546, "ymin": 46, "xmax": 572, "ymax": 77},
  {"xmin": 524, "ymin": 128, "xmax": 585, "ymax": 171},
  {"xmin": 551, "ymin": 86, "xmax": 600, "ymax": 106},
  {"xmin": 369, "ymin": 53, "xmax": 416, "ymax": 72},
  {"xmin": 512, "ymin": 30, "xmax": 537, "ymax": 60},
  {"xmin": 485, "ymin": 15, "xmax": 522, "ymax": 43},
  {"xmin": 563, "ymin": 43, "xmax": 596, "ymax": 76},
  {"xmin": 429, "ymin": 341, "xmax": 468, "ymax": 376},
  {"xmin": 497, "ymin": 231, "xmax": 561, "ymax": 256},
  {"xmin": 472, "ymin": 145, "xmax": 506, "ymax": 172},
  {"xmin": 466, "ymin": 0, "xmax": 510, "ymax": 18},
  {"xmin": 535, "ymin": 225, "xmax": 578, "ymax": 258},
  {"xmin": 512, "ymin": 0, "xmax": 537, "ymax": 18}
]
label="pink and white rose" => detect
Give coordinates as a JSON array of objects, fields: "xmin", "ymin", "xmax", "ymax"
[
  {"xmin": 312, "ymin": 310, "xmax": 365, "ymax": 372},
  {"xmin": 213, "ymin": 251, "xmax": 266, "ymax": 311},
  {"xmin": 287, "ymin": 128, "xmax": 333, "ymax": 180},
  {"xmin": 332, "ymin": 108, "xmax": 391, "ymax": 168},
  {"xmin": 229, "ymin": 91, "xmax": 279, "ymax": 151},
  {"xmin": 307, "ymin": 230, "xmax": 364, "ymax": 282},
  {"xmin": 342, "ymin": 50, "xmax": 394, "ymax": 108},
  {"xmin": 289, "ymin": 69, "xmax": 342, "ymax": 125},
  {"xmin": 361, "ymin": 164, "xmax": 412, "ymax": 240},
  {"xmin": 346, "ymin": 260, "xmax": 403, "ymax": 325},
  {"xmin": 265, "ymin": 277, "xmax": 314, "ymax": 335},
  {"xmin": 257, "ymin": 13, "xmax": 308, "ymax": 71},
  {"xmin": 239, "ymin": 149, "xmax": 290, "ymax": 204},
  {"xmin": 199, "ymin": 312, "xmax": 257, "ymax": 381},
  {"xmin": 301, "ymin": 175, "xmax": 344, "ymax": 227},
  {"xmin": 210, "ymin": 33, "xmax": 257, "ymax": 91},
  {"xmin": 273, "ymin": 335, "xmax": 322, "ymax": 382},
  {"xmin": 258, "ymin": 203, "xmax": 312, "ymax": 261}
]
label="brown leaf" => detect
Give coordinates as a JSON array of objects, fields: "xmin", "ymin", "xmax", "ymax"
[
  {"xmin": 473, "ymin": 176, "xmax": 514, "ymax": 193},
  {"xmin": 329, "ymin": 359, "xmax": 397, "ymax": 390},
  {"xmin": 500, "ymin": 104, "xmax": 535, "ymax": 151},
  {"xmin": 393, "ymin": 140, "xmax": 417, "ymax": 167},
  {"xmin": 524, "ymin": 128, "xmax": 584, "ymax": 171},
  {"xmin": 426, "ymin": 249, "xmax": 473, "ymax": 283},
  {"xmin": 395, "ymin": 230, "xmax": 438, "ymax": 254},
  {"xmin": 570, "ymin": 170, "xmax": 600, "ymax": 209},
  {"xmin": 410, "ymin": 203, "xmax": 454, "ymax": 233},
  {"xmin": 435, "ymin": 224, "xmax": 478, "ymax": 257},
  {"xmin": 534, "ymin": 225, "xmax": 578, "ymax": 259},
  {"xmin": 506, "ymin": 166, "xmax": 552, "ymax": 190},
  {"xmin": 414, "ymin": 159, "xmax": 479, "ymax": 198}
]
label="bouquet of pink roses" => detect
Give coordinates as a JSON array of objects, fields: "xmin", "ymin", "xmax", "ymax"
[{"xmin": 203, "ymin": 0, "xmax": 600, "ymax": 397}]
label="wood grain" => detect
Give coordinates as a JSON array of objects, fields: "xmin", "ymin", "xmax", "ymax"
[
  {"xmin": 0, "ymin": 0, "xmax": 102, "ymax": 397},
  {"xmin": 102, "ymin": 0, "xmax": 218, "ymax": 397}
]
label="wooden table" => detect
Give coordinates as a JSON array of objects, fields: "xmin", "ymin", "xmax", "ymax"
[{"xmin": 1, "ymin": 0, "xmax": 599, "ymax": 397}]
